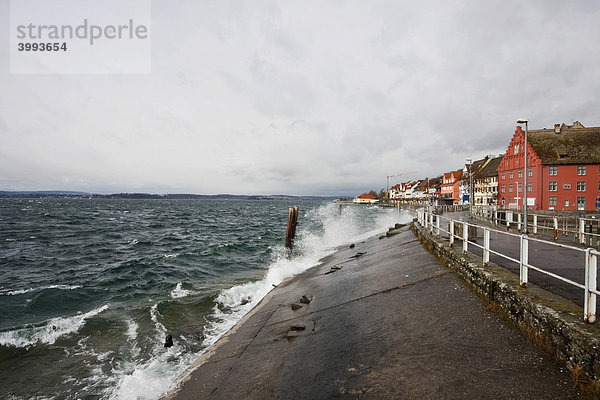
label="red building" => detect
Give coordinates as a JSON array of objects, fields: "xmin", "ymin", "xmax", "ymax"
[
  {"xmin": 498, "ymin": 122, "xmax": 600, "ymax": 211},
  {"xmin": 441, "ymin": 170, "xmax": 463, "ymax": 204}
]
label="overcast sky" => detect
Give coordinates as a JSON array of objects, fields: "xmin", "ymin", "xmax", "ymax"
[{"xmin": 1, "ymin": 0, "xmax": 600, "ymax": 195}]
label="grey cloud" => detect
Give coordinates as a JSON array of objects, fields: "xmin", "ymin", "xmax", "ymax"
[{"xmin": 1, "ymin": 0, "xmax": 599, "ymax": 195}]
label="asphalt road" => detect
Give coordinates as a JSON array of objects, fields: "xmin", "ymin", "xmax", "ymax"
[
  {"xmin": 441, "ymin": 211, "xmax": 592, "ymax": 308},
  {"xmin": 166, "ymin": 226, "xmax": 579, "ymax": 399}
]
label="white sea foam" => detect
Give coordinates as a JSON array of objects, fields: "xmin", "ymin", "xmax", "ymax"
[
  {"xmin": 108, "ymin": 346, "xmax": 198, "ymax": 400},
  {"xmin": 170, "ymin": 282, "xmax": 191, "ymax": 299},
  {"xmin": 1, "ymin": 284, "xmax": 82, "ymax": 296},
  {"xmin": 125, "ymin": 319, "xmax": 138, "ymax": 342},
  {"xmin": 149, "ymin": 304, "xmax": 167, "ymax": 345},
  {"xmin": 0, "ymin": 305, "xmax": 109, "ymax": 348},
  {"xmin": 108, "ymin": 307, "xmax": 199, "ymax": 400}
]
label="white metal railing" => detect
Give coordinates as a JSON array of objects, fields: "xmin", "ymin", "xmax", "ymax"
[
  {"xmin": 416, "ymin": 208, "xmax": 599, "ymax": 323},
  {"xmin": 469, "ymin": 206, "xmax": 600, "ymax": 247}
]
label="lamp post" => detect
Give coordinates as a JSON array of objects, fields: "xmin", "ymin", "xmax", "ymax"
[
  {"xmin": 466, "ymin": 158, "xmax": 473, "ymax": 212},
  {"xmin": 517, "ymin": 119, "xmax": 528, "ymax": 234}
]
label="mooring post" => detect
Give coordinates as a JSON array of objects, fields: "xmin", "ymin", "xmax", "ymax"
[{"xmin": 285, "ymin": 206, "xmax": 299, "ymax": 248}]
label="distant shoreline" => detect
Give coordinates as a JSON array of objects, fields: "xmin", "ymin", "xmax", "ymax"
[{"xmin": 0, "ymin": 191, "xmax": 339, "ymax": 201}]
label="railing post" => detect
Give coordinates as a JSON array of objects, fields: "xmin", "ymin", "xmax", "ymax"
[
  {"xmin": 436, "ymin": 215, "xmax": 440, "ymax": 237},
  {"xmin": 507, "ymin": 211, "xmax": 512, "ymax": 229},
  {"xmin": 494, "ymin": 210, "xmax": 498, "ymax": 226},
  {"xmin": 517, "ymin": 213, "xmax": 522, "ymax": 232},
  {"xmin": 429, "ymin": 213, "xmax": 434, "ymax": 233},
  {"xmin": 449, "ymin": 219, "xmax": 455, "ymax": 246},
  {"xmin": 533, "ymin": 215, "xmax": 538, "ymax": 235},
  {"xmin": 519, "ymin": 235, "xmax": 528, "ymax": 286},
  {"xmin": 585, "ymin": 249, "xmax": 597, "ymax": 323},
  {"xmin": 463, "ymin": 222, "xmax": 468, "ymax": 255},
  {"xmin": 580, "ymin": 218, "xmax": 586, "ymax": 244},
  {"xmin": 553, "ymin": 216, "xmax": 558, "ymax": 241},
  {"xmin": 483, "ymin": 227, "xmax": 490, "ymax": 265}
]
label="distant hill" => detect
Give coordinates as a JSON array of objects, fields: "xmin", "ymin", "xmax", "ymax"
[
  {"xmin": 0, "ymin": 190, "xmax": 91, "ymax": 196},
  {"xmin": 0, "ymin": 191, "xmax": 338, "ymax": 200}
]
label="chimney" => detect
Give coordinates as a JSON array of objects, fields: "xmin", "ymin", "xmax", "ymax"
[{"xmin": 554, "ymin": 124, "xmax": 561, "ymax": 134}]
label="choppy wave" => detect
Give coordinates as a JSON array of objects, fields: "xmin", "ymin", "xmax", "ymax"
[
  {"xmin": 0, "ymin": 305, "xmax": 109, "ymax": 348},
  {"xmin": 0, "ymin": 284, "xmax": 82, "ymax": 296}
]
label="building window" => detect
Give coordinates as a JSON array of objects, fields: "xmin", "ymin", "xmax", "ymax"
[
  {"xmin": 501, "ymin": 185, "xmax": 505, "ymax": 193},
  {"xmin": 509, "ymin": 184, "xmax": 513, "ymax": 193},
  {"xmin": 549, "ymin": 196, "xmax": 557, "ymax": 206},
  {"xmin": 501, "ymin": 171, "xmax": 505, "ymax": 180},
  {"xmin": 577, "ymin": 181, "xmax": 587, "ymax": 192},
  {"xmin": 565, "ymin": 199, "xmax": 570, "ymax": 207},
  {"xmin": 563, "ymin": 183, "xmax": 571, "ymax": 190},
  {"xmin": 509, "ymin": 170, "xmax": 513, "ymax": 179},
  {"xmin": 514, "ymin": 144, "xmax": 519, "ymax": 155},
  {"xmin": 528, "ymin": 167, "xmax": 533, "ymax": 177},
  {"xmin": 516, "ymin": 159, "xmax": 519, "ymax": 166},
  {"xmin": 517, "ymin": 169, "xmax": 522, "ymax": 178},
  {"xmin": 502, "ymin": 198, "xmax": 505, "ymax": 207},
  {"xmin": 578, "ymin": 165, "xmax": 587, "ymax": 176},
  {"xmin": 549, "ymin": 166, "xmax": 557, "ymax": 176},
  {"xmin": 578, "ymin": 196, "xmax": 586, "ymax": 210},
  {"xmin": 517, "ymin": 183, "xmax": 522, "ymax": 193},
  {"xmin": 549, "ymin": 181, "xmax": 558, "ymax": 191},
  {"xmin": 527, "ymin": 182, "xmax": 532, "ymax": 192}
]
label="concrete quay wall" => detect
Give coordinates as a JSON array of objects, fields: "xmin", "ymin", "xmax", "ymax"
[{"xmin": 412, "ymin": 221, "xmax": 600, "ymax": 386}]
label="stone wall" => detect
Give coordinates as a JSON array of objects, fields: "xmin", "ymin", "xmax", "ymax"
[{"xmin": 412, "ymin": 221, "xmax": 600, "ymax": 386}]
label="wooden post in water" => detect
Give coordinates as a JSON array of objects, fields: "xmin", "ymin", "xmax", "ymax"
[{"xmin": 285, "ymin": 206, "xmax": 299, "ymax": 248}]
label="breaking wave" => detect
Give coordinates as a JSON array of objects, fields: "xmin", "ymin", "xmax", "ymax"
[{"xmin": 0, "ymin": 305, "xmax": 109, "ymax": 348}]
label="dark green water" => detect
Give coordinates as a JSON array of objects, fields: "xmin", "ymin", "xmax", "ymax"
[{"xmin": 0, "ymin": 198, "xmax": 409, "ymax": 399}]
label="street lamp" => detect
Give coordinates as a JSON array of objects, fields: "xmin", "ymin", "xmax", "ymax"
[
  {"xmin": 517, "ymin": 119, "xmax": 528, "ymax": 234},
  {"xmin": 466, "ymin": 158, "xmax": 473, "ymax": 212}
]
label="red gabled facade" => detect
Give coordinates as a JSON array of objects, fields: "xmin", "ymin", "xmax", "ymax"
[
  {"xmin": 498, "ymin": 123, "xmax": 600, "ymax": 211},
  {"xmin": 441, "ymin": 170, "xmax": 462, "ymax": 204},
  {"xmin": 497, "ymin": 127, "xmax": 543, "ymax": 210}
]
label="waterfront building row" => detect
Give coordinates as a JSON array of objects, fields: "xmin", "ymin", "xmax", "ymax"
[{"xmin": 386, "ymin": 121, "xmax": 600, "ymax": 211}]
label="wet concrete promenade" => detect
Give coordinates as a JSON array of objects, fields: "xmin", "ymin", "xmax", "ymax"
[{"xmin": 167, "ymin": 225, "xmax": 580, "ymax": 399}]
